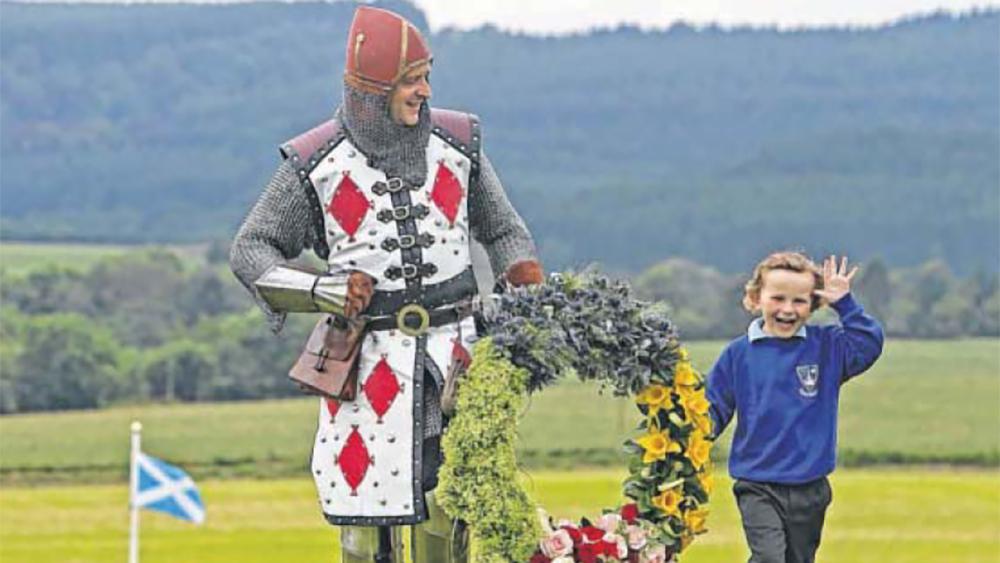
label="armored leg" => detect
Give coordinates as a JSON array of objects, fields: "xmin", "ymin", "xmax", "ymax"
[
  {"xmin": 340, "ymin": 526, "xmax": 403, "ymax": 563},
  {"xmin": 410, "ymin": 492, "xmax": 468, "ymax": 563}
]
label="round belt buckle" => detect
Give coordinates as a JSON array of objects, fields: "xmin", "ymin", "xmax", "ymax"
[{"xmin": 396, "ymin": 303, "xmax": 430, "ymax": 337}]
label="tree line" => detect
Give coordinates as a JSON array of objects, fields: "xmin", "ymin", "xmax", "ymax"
[
  {"xmin": 1, "ymin": 2, "xmax": 997, "ymax": 274},
  {"xmin": 633, "ymin": 257, "xmax": 1000, "ymax": 339},
  {"xmin": 1, "ymin": 248, "xmax": 995, "ymax": 414}
]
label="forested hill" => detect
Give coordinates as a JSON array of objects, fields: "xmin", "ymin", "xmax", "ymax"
[{"xmin": 1, "ymin": 1, "xmax": 997, "ymax": 273}]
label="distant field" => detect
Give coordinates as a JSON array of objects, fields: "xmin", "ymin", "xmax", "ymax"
[
  {"xmin": 0, "ymin": 242, "xmax": 207, "ymax": 276},
  {"xmin": 1, "ymin": 339, "xmax": 997, "ymax": 484},
  {"xmin": 1, "ymin": 469, "xmax": 997, "ymax": 563},
  {"xmin": 0, "ymin": 242, "xmax": 131, "ymax": 275}
]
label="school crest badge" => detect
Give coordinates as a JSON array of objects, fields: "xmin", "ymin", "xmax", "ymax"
[{"xmin": 795, "ymin": 364, "xmax": 820, "ymax": 397}]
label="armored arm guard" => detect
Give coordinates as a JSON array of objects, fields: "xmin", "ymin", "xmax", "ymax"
[
  {"xmin": 230, "ymin": 160, "xmax": 318, "ymax": 332},
  {"xmin": 253, "ymin": 264, "xmax": 351, "ymax": 316},
  {"xmin": 468, "ymin": 152, "xmax": 540, "ymax": 279}
]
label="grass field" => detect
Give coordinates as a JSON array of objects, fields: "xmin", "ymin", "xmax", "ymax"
[
  {"xmin": 0, "ymin": 242, "xmax": 207, "ymax": 277},
  {"xmin": 1, "ymin": 339, "xmax": 997, "ymax": 484},
  {"xmin": 0, "ymin": 248, "xmax": 997, "ymax": 561},
  {"xmin": 1, "ymin": 469, "xmax": 997, "ymax": 563},
  {"xmin": 0, "ymin": 242, "xmax": 132, "ymax": 276}
]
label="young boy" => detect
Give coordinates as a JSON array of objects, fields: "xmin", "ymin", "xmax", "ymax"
[{"xmin": 706, "ymin": 252, "xmax": 884, "ymax": 563}]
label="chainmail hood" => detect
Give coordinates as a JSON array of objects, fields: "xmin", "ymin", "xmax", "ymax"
[{"xmin": 336, "ymin": 81, "xmax": 432, "ymax": 186}]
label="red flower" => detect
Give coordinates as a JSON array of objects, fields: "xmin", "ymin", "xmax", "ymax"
[
  {"xmin": 576, "ymin": 542, "xmax": 599, "ymax": 563},
  {"xmin": 529, "ymin": 552, "xmax": 551, "ymax": 563},
  {"xmin": 561, "ymin": 525, "xmax": 583, "ymax": 545},
  {"xmin": 580, "ymin": 526, "xmax": 605, "ymax": 542},
  {"xmin": 620, "ymin": 503, "xmax": 639, "ymax": 524},
  {"xmin": 597, "ymin": 540, "xmax": 619, "ymax": 556}
]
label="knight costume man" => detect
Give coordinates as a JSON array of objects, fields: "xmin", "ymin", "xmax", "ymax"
[{"xmin": 229, "ymin": 6, "xmax": 542, "ymax": 562}]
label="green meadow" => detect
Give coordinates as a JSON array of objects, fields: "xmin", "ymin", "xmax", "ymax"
[
  {"xmin": 2, "ymin": 339, "xmax": 997, "ymax": 484},
  {"xmin": 0, "ymin": 242, "xmax": 207, "ymax": 276},
  {"xmin": 1, "ymin": 243, "xmax": 997, "ymax": 561},
  {"xmin": 0, "ymin": 244, "xmax": 1000, "ymax": 563},
  {"xmin": 0, "ymin": 242, "xmax": 131, "ymax": 276},
  {"xmin": 1, "ymin": 470, "xmax": 997, "ymax": 563}
]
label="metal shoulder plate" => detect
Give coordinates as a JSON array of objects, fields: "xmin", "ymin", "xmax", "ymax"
[
  {"xmin": 278, "ymin": 119, "xmax": 347, "ymax": 260},
  {"xmin": 430, "ymin": 108, "xmax": 481, "ymax": 174}
]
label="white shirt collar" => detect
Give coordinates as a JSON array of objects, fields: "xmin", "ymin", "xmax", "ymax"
[{"xmin": 747, "ymin": 318, "xmax": 807, "ymax": 342}]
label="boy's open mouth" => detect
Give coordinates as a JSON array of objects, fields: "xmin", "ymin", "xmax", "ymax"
[{"xmin": 774, "ymin": 316, "xmax": 798, "ymax": 328}]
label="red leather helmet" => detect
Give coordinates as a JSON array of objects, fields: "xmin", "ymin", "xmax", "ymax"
[{"xmin": 344, "ymin": 6, "xmax": 431, "ymax": 94}]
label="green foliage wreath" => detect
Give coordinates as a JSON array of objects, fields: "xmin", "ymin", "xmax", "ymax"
[
  {"xmin": 437, "ymin": 338, "xmax": 542, "ymax": 561},
  {"xmin": 437, "ymin": 273, "xmax": 714, "ymax": 562}
]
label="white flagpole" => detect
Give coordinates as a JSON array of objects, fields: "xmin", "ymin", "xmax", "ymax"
[{"xmin": 128, "ymin": 421, "xmax": 142, "ymax": 563}]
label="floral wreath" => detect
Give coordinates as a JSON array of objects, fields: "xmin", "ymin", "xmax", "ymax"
[{"xmin": 437, "ymin": 273, "xmax": 714, "ymax": 563}]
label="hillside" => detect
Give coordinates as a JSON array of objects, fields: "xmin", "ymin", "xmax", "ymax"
[{"xmin": 1, "ymin": 1, "xmax": 996, "ymax": 272}]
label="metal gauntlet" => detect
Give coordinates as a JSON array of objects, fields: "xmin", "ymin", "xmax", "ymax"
[{"xmin": 253, "ymin": 265, "xmax": 350, "ymax": 316}]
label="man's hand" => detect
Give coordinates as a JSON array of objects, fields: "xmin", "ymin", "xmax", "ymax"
[
  {"xmin": 504, "ymin": 259, "xmax": 544, "ymax": 287},
  {"xmin": 814, "ymin": 255, "xmax": 858, "ymax": 305},
  {"xmin": 344, "ymin": 271, "xmax": 374, "ymax": 318}
]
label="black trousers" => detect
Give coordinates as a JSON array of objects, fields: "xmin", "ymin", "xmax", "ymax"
[{"xmin": 733, "ymin": 477, "xmax": 832, "ymax": 563}]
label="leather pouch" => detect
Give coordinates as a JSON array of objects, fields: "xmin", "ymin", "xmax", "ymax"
[{"xmin": 288, "ymin": 314, "xmax": 364, "ymax": 401}]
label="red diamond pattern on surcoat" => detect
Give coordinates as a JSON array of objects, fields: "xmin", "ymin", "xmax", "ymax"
[
  {"xmin": 327, "ymin": 173, "xmax": 369, "ymax": 237},
  {"xmin": 337, "ymin": 427, "xmax": 372, "ymax": 496},
  {"xmin": 325, "ymin": 398, "xmax": 341, "ymax": 420},
  {"xmin": 430, "ymin": 162, "xmax": 463, "ymax": 225},
  {"xmin": 363, "ymin": 357, "xmax": 401, "ymax": 423}
]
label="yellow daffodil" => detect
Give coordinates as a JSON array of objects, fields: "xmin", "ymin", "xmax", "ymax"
[
  {"xmin": 651, "ymin": 488, "xmax": 682, "ymax": 517},
  {"xmin": 687, "ymin": 431, "xmax": 712, "ymax": 469},
  {"xmin": 678, "ymin": 347, "xmax": 690, "ymax": 361},
  {"xmin": 692, "ymin": 410, "xmax": 712, "ymax": 436},
  {"xmin": 636, "ymin": 384, "xmax": 674, "ymax": 415},
  {"xmin": 675, "ymin": 382, "xmax": 697, "ymax": 399},
  {"xmin": 697, "ymin": 468, "xmax": 714, "ymax": 494},
  {"xmin": 674, "ymin": 361, "xmax": 700, "ymax": 387},
  {"xmin": 679, "ymin": 389, "xmax": 710, "ymax": 420},
  {"xmin": 683, "ymin": 507, "xmax": 710, "ymax": 535},
  {"xmin": 636, "ymin": 428, "xmax": 682, "ymax": 464}
]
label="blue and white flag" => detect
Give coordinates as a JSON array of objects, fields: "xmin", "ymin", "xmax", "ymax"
[{"xmin": 133, "ymin": 452, "xmax": 205, "ymax": 524}]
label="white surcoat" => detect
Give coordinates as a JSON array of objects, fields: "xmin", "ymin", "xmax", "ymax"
[{"xmin": 285, "ymin": 114, "xmax": 481, "ymax": 525}]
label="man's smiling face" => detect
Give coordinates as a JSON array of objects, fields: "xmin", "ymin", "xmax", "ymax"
[
  {"xmin": 389, "ymin": 63, "xmax": 431, "ymax": 126},
  {"xmin": 753, "ymin": 269, "xmax": 816, "ymax": 338}
]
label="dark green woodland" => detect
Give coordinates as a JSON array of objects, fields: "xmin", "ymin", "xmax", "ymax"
[{"xmin": 1, "ymin": 2, "xmax": 997, "ymax": 274}]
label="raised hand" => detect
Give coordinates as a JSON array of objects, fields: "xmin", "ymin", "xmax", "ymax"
[{"xmin": 814, "ymin": 255, "xmax": 858, "ymax": 305}]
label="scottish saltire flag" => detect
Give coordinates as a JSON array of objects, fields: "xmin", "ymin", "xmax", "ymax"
[{"xmin": 133, "ymin": 452, "xmax": 205, "ymax": 524}]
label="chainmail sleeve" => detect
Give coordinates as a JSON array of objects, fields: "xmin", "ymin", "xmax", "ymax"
[
  {"xmin": 468, "ymin": 152, "xmax": 539, "ymax": 278},
  {"xmin": 230, "ymin": 160, "xmax": 318, "ymax": 333}
]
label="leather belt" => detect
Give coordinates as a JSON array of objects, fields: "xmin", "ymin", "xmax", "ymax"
[
  {"xmin": 366, "ymin": 301, "xmax": 473, "ymax": 337},
  {"xmin": 366, "ymin": 268, "xmax": 477, "ymax": 315}
]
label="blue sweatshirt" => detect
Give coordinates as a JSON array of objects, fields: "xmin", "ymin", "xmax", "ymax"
[{"xmin": 706, "ymin": 293, "xmax": 884, "ymax": 484}]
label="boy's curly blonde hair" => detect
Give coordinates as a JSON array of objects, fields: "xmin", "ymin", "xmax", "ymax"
[{"xmin": 743, "ymin": 251, "xmax": 824, "ymax": 313}]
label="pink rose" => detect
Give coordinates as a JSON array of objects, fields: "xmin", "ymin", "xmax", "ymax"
[
  {"xmin": 626, "ymin": 525, "xmax": 648, "ymax": 550},
  {"xmin": 640, "ymin": 544, "xmax": 668, "ymax": 563},
  {"xmin": 540, "ymin": 529, "xmax": 574, "ymax": 559},
  {"xmin": 596, "ymin": 513, "xmax": 623, "ymax": 533}
]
